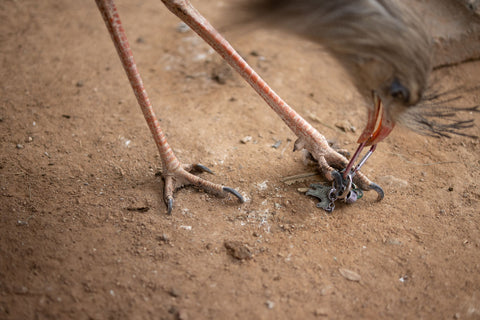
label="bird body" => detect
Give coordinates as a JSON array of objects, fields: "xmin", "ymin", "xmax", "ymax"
[{"xmin": 243, "ymin": 0, "xmax": 432, "ymax": 145}]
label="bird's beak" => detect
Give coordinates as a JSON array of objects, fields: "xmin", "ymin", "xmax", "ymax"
[{"xmin": 357, "ymin": 92, "xmax": 395, "ymax": 146}]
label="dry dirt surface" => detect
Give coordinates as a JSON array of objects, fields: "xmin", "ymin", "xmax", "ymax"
[{"xmin": 1, "ymin": 1, "xmax": 480, "ymax": 319}]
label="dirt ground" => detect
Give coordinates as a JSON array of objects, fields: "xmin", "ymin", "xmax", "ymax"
[{"xmin": 1, "ymin": 0, "xmax": 479, "ymax": 319}]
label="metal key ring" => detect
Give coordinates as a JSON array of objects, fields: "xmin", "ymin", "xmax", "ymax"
[{"xmin": 337, "ymin": 174, "xmax": 353, "ymax": 200}]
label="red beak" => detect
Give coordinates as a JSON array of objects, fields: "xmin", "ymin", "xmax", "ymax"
[{"xmin": 357, "ymin": 93, "xmax": 395, "ymax": 146}]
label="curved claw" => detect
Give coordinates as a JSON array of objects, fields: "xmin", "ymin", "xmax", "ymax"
[
  {"xmin": 369, "ymin": 183, "xmax": 384, "ymax": 201},
  {"xmin": 166, "ymin": 197, "xmax": 174, "ymax": 215},
  {"xmin": 223, "ymin": 187, "xmax": 245, "ymax": 203},
  {"xmin": 193, "ymin": 164, "xmax": 213, "ymax": 174}
]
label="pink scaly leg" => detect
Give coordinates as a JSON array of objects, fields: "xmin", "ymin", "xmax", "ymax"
[
  {"xmin": 161, "ymin": 0, "xmax": 382, "ymax": 198},
  {"xmin": 95, "ymin": 0, "xmax": 244, "ymax": 214}
]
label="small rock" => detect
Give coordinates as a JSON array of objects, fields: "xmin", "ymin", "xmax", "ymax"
[
  {"xmin": 168, "ymin": 287, "xmax": 181, "ymax": 298},
  {"xmin": 265, "ymin": 300, "xmax": 275, "ymax": 309},
  {"xmin": 177, "ymin": 310, "xmax": 188, "ymax": 320},
  {"xmin": 76, "ymin": 80, "xmax": 84, "ymax": 87},
  {"xmin": 224, "ymin": 240, "xmax": 252, "ymax": 260},
  {"xmin": 240, "ymin": 136, "xmax": 252, "ymax": 144},
  {"xmin": 16, "ymin": 144, "xmax": 24, "ymax": 149},
  {"xmin": 16, "ymin": 220, "xmax": 28, "ymax": 226},
  {"xmin": 156, "ymin": 234, "xmax": 170, "ymax": 244},
  {"xmin": 271, "ymin": 140, "xmax": 281, "ymax": 149},
  {"xmin": 339, "ymin": 268, "xmax": 361, "ymax": 282}
]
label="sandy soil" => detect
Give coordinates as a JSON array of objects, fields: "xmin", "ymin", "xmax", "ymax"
[{"xmin": 1, "ymin": 0, "xmax": 479, "ymax": 319}]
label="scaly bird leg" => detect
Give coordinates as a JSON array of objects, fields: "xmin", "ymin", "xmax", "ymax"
[
  {"xmin": 161, "ymin": 0, "xmax": 383, "ymax": 199},
  {"xmin": 95, "ymin": 0, "xmax": 244, "ymax": 214}
]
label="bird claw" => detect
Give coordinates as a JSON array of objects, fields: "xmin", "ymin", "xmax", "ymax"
[
  {"xmin": 166, "ymin": 197, "xmax": 174, "ymax": 215},
  {"xmin": 192, "ymin": 163, "xmax": 214, "ymax": 174},
  {"xmin": 223, "ymin": 187, "xmax": 245, "ymax": 203},
  {"xmin": 369, "ymin": 182, "xmax": 384, "ymax": 201}
]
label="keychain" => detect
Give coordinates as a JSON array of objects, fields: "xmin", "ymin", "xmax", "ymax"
[{"xmin": 306, "ymin": 144, "xmax": 375, "ymax": 212}]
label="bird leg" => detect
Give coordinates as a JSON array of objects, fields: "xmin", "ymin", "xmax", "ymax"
[
  {"xmin": 161, "ymin": 0, "xmax": 383, "ymax": 199},
  {"xmin": 95, "ymin": 0, "xmax": 244, "ymax": 214}
]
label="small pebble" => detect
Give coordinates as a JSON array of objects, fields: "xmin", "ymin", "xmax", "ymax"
[
  {"xmin": 76, "ymin": 80, "xmax": 84, "ymax": 87},
  {"xmin": 265, "ymin": 300, "xmax": 275, "ymax": 309},
  {"xmin": 16, "ymin": 220, "xmax": 28, "ymax": 226},
  {"xmin": 271, "ymin": 140, "xmax": 281, "ymax": 149},
  {"xmin": 157, "ymin": 234, "xmax": 170, "ymax": 243},
  {"xmin": 339, "ymin": 268, "xmax": 361, "ymax": 282},
  {"xmin": 177, "ymin": 310, "xmax": 188, "ymax": 320},
  {"xmin": 16, "ymin": 144, "xmax": 24, "ymax": 149},
  {"xmin": 224, "ymin": 240, "xmax": 252, "ymax": 260},
  {"xmin": 240, "ymin": 136, "xmax": 252, "ymax": 144},
  {"xmin": 168, "ymin": 287, "xmax": 181, "ymax": 298}
]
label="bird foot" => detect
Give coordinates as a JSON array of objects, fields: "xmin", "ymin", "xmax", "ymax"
[
  {"xmin": 162, "ymin": 163, "xmax": 244, "ymax": 214},
  {"xmin": 296, "ymin": 136, "xmax": 384, "ymax": 201}
]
